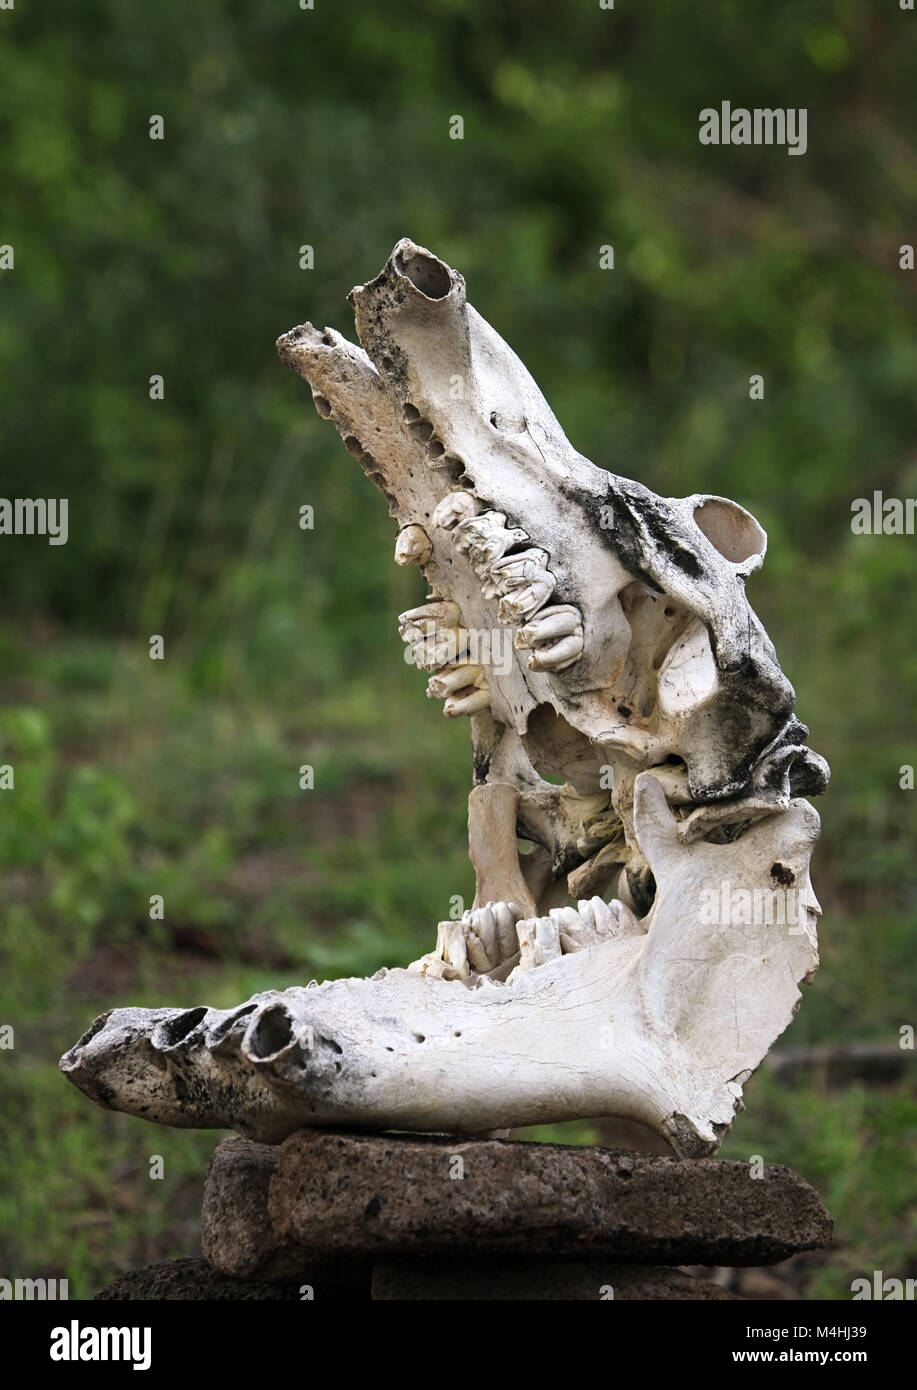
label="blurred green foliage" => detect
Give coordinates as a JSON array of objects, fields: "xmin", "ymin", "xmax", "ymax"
[{"xmin": 0, "ymin": 0, "xmax": 915, "ymax": 1297}]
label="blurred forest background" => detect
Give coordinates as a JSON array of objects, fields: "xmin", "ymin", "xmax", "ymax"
[{"xmin": 1, "ymin": 0, "xmax": 915, "ymax": 1299}]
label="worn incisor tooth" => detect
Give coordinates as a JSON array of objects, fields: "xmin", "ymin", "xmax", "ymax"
[
  {"xmin": 427, "ymin": 663, "xmax": 484, "ymax": 699},
  {"xmin": 394, "ymin": 524, "xmax": 433, "ymax": 567},
  {"xmin": 443, "ymin": 686, "xmax": 491, "ymax": 717}
]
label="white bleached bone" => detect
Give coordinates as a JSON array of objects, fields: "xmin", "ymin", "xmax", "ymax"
[
  {"xmin": 61, "ymin": 776, "xmax": 821, "ymax": 1154},
  {"xmin": 61, "ymin": 240, "xmax": 830, "ymax": 1157}
]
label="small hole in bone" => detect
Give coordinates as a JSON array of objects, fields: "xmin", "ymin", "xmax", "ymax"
[
  {"xmin": 247, "ymin": 1005, "xmax": 295, "ymax": 1059},
  {"xmin": 321, "ymin": 331, "xmax": 334, "ymax": 346},
  {"xmin": 407, "ymin": 419, "xmax": 433, "ymax": 442},
  {"xmin": 156, "ymin": 1007, "xmax": 207, "ymax": 1047},
  {"xmin": 413, "ymin": 1033, "xmax": 426, "ymax": 1044},
  {"xmin": 312, "ymin": 395, "xmax": 332, "ymax": 418},
  {"xmin": 343, "ymin": 436, "xmax": 363, "ymax": 458},
  {"xmin": 403, "ymin": 403, "xmax": 420, "ymax": 421},
  {"xmin": 427, "ymin": 439, "xmax": 444, "ymax": 459},
  {"xmin": 396, "ymin": 248, "xmax": 452, "ymax": 300},
  {"xmin": 693, "ymin": 498, "xmax": 766, "ymax": 565}
]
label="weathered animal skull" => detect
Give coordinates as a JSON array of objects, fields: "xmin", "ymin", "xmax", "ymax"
[{"xmin": 60, "ymin": 241, "xmax": 829, "ymax": 1156}]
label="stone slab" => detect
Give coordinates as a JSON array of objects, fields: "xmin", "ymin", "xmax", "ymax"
[{"xmin": 201, "ymin": 1130, "xmax": 831, "ymax": 1274}]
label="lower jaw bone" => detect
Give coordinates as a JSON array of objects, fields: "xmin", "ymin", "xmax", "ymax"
[{"xmin": 60, "ymin": 775, "xmax": 820, "ymax": 1157}]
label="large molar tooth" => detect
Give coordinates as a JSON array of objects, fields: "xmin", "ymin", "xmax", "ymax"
[
  {"xmin": 511, "ymin": 915, "xmax": 562, "ymax": 976},
  {"xmin": 398, "ymin": 600, "xmax": 462, "ymax": 642},
  {"xmin": 482, "ymin": 547, "xmax": 550, "ymax": 599},
  {"xmin": 498, "ymin": 576, "xmax": 556, "ymax": 624},
  {"xmin": 545, "ymin": 905, "xmax": 593, "ymax": 956},
  {"xmin": 397, "ymin": 599, "xmax": 470, "ymax": 674},
  {"xmin": 453, "ymin": 510, "xmax": 507, "ymax": 548},
  {"xmin": 394, "ymin": 524, "xmax": 433, "ymax": 567},
  {"xmin": 469, "ymin": 529, "xmax": 528, "ymax": 570},
  {"xmin": 426, "ymin": 662, "xmax": 485, "ymax": 699},
  {"xmin": 575, "ymin": 897, "xmax": 619, "ymax": 939},
  {"xmin": 513, "ymin": 601, "xmax": 583, "ymax": 668},
  {"xmin": 515, "ymin": 603, "xmax": 581, "ymax": 649},
  {"xmin": 443, "ymin": 686, "xmax": 491, "ymax": 718},
  {"xmin": 488, "ymin": 547, "xmax": 551, "ymax": 583},
  {"xmin": 604, "ymin": 897, "xmax": 644, "ymax": 938},
  {"xmin": 527, "ymin": 633, "xmax": 583, "ymax": 672},
  {"xmin": 435, "ymin": 920, "xmax": 471, "ymax": 979},
  {"xmin": 566, "ymin": 896, "xmax": 643, "ymax": 944},
  {"xmin": 453, "ymin": 512, "xmax": 529, "ymax": 568},
  {"xmin": 413, "ymin": 628, "xmax": 470, "ymax": 672},
  {"xmin": 431, "ymin": 491, "xmax": 480, "ymax": 530}
]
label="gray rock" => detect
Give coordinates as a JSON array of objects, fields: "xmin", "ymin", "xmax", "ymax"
[
  {"xmin": 202, "ymin": 1134, "xmax": 373, "ymax": 1283},
  {"xmin": 201, "ymin": 1130, "xmax": 831, "ymax": 1275},
  {"xmin": 200, "ymin": 1136, "xmax": 295, "ymax": 1279}
]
